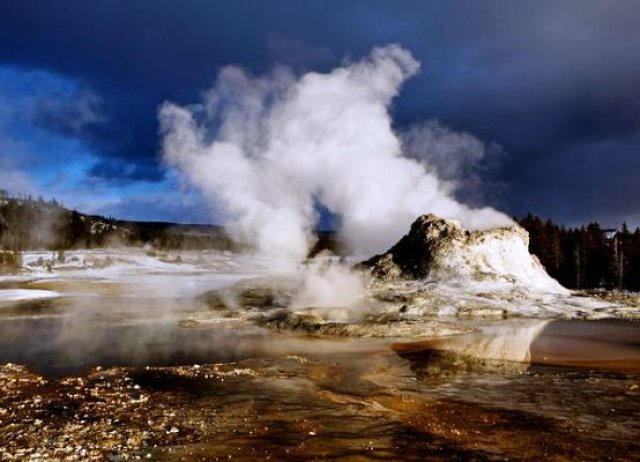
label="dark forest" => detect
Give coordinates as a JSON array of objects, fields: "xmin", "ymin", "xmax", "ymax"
[{"xmin": 519, "ymin": 214, "xmax": 640, "ymax": 291}]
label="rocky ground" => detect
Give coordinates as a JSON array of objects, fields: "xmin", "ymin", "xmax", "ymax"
[
  {"xmin": 194, "ymin": 273, "xmax": 640, "ymax": 342},
  {"xmin": 0, "ymin": 363, "xmax": 212, "ymax": 460},
  {"xmin": 580, "ymin": 289, "xmax": 640, "ymax": 308},
  {"xmin": 2, "ymin": 353, "xmax": 639, "ymax": 462}
]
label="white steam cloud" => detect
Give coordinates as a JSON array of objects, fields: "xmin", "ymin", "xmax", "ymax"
[
  {"xmin": 401, "ymin": 119, "xmax": 506, "ymax": 207},
  {"xmin": 160, "ymin": 44, "xmax": 512, "ymax": 262}
]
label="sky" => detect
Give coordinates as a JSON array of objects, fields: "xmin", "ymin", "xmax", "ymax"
[{"xmin": 1, "ymin": 0, "xmax": 639, "ymax": 227}]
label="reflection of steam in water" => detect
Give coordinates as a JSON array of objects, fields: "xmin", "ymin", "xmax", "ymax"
[
  {"xmin": 394, "ymin": 320, "xmax": 551, "ymax": 380},
  {"xmin": 398, "ymin": 318, "xmax": 640, "ymax": 376},
  {"xmin": 397, "ymin": 319, "xmax": 550, "ymax": 369},
  {"xmin": 433, "ymin": 319, "xmax": 550, "ymax": 363}
]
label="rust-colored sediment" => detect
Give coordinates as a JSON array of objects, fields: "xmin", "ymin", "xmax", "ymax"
[{"xmin": 2, "ymin": 359, "xmax": 639, "ymax": 461}]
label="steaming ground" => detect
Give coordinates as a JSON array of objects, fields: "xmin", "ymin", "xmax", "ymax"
[
  {"xmin": 2, "ymin": 247, "xmax": 640, "ymax": 460},
  {"xmin": 0, "ymin": 244, "xmax": 636, "ymax": 377},
  {"xmin": 2, "ymin": 246, "xmax": 635, "ymax": 323},
  {"xmin": 0, "ymin": 244, "xmax": 637, "ymax": 354}
]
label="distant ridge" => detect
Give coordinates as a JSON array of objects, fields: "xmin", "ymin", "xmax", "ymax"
[
  {"xmin": 0, "ymin": 194, "xmax": 340, "ymax": 254},
  {"xmin": 0, "ymin": 194, "xmax": 233, "ymax": 251}
]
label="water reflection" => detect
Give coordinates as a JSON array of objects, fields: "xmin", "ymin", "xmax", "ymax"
[
  {"xmin": 396, "ymin": 318, "xmax": 640, "ymax": 374},
  {"xmin": 531, "ymin": 319, "xmax": 640, "ymax": 373},
  {"xmin": 0, "ymin": 295, "xmax": 383, "ymax": 377}
]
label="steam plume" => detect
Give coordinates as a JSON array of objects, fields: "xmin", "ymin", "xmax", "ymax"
[{"xmin": 160, "ymin": 45, "xmax": 512, "ymax": 262}]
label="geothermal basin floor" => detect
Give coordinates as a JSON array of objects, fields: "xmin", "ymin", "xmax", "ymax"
[{"xmin": 0, "ymin": 249, "xmax": 639, "ymax": 461}]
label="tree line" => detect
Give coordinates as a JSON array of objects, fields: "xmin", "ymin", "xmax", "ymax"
[
  {"xmin": 2, "ymin": 191, "xmax": 639, "ymax": 291},
  {"xmin": 519, "ymin": 214, "xmax": 640, "ymax": 291},
  {"xmin": 0, "ymin": 194, "xmax": 235, "ymax": 253}
]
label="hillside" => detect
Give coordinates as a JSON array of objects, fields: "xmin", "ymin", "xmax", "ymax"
[
  {"xmin": 0, "ymin": 194, "xmax": 234, "ymax": 251},
  {"xmin": 0, "ymin": 194, "xmax": 343, "ymax": 256}
]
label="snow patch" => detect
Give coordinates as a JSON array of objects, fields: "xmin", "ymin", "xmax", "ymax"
[{"xmin": 0, "ymin": 289, "xmax": 61, "ymax": 302}]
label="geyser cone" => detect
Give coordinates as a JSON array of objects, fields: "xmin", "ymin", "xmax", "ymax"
[{"xmin": 359, "ymin": 213, "xmax": 568, "ymax": 294}]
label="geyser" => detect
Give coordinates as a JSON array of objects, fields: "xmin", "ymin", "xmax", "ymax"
[
  {"xmin": 360, "ymin": 214, "xmax": 568, "ymax": 294},
  {"xmin": 160, "ymin": 44, "xmax": 512, "ymax": 263}
]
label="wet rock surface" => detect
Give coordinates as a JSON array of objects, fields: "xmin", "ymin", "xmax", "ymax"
[
  {"xmin": 196, "ymin": 276, "xmax": 478, "ymax": 339},
  {"xmin": 2, "ymin": 351, "xmax": 639, "ymax": 462},
  {"xmin": 197, "ymin": 278, "xmax": 296, "ymax": 316},
  {"xmin": 0, "ymin": 363, "xmax": 202, "ymax": 461},
  {"xmin": 258, "ymin": 309, "xmax": 472, "ymax": 338}
]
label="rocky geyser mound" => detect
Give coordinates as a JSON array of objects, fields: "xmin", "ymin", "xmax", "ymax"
[{"xmin": 359, "ymin": 214, "xmax": 567, "ymax": 294}]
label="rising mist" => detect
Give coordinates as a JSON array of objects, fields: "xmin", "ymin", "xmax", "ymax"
[{"xmin": 159, "ymin": 45, "xmax": 512, "ymax": 264}]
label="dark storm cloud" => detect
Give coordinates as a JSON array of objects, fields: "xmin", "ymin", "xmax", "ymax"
[
  {"xmin": 517, "ymin": 135, "xmax": 640, "ymax": 226},
  {"xmin": 1, "ymin": 0, "xmax": 639, "ymax": 224},
  {"xmin": 27, "ymin": 88, "xmax": 102, "ymax": 138},
  {"xmin": 86, "ymin": 159, "xmax": 164, "ymax": 184}
]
